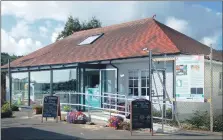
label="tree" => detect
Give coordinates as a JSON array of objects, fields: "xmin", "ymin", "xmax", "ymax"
[
  {"xmin": 1, "ymin": 53, "xmax": 22, "ymax": 66},
  {"xmin": 56, "ymin": 16, "xmax": 101, "ymax": 41}
]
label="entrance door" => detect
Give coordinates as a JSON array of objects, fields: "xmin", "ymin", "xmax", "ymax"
[
  {"xmin": 84, "ymin": 69, "xmax": 101, "ymax": 110},
  {"xmin": 100, "ymin": 69, "xmax": 117, "ymax": 110}
]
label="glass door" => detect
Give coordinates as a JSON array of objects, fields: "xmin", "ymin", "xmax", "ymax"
[{"xmin": 100, "ymin": 69, "xmax": 117, "ymax": 110}]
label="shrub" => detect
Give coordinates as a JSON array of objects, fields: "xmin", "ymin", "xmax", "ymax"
[
  {"xmin": 119, "ymin": 121, "xmax": 130, "ymax": 130},
  {"xmin": 1, "ymin": 102, "xmax": 13, "ymax": 118},
  {"xmin": 32, "ymin": 105, "xmax": 43, "ymax": 114},
  {"xmin": 213, "ymin": 114, "xmax": 223, "ymax": 132},
  {"xmin": 108, "ymin": 116, "xmax": 124, "ymax": 129},
  {"xmin": 11, "ymin": 104, "xmax": 19, "ymax": 111},
  {"xmin": 185, "ymin": 110, "xmax": 210, "ymax": 129},
  {"xmin": 63, "ymin": 105, "xmax": 72, "ymax": 112},
  {"xmin": 67, "ymin": 111, "xmax": 87, "ymax": 124},
  {"xmin": 184, "ymin": 111, "xmax": 223, "ymax": 132}
]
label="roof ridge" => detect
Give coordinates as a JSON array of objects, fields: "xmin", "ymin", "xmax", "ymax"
[
  {"xmin": 154, "ymin": 20, "xmax": 214, "ymax": 52},
  {"xmin": 152, "ymin": 19, "xmax": 180, "ymax": 53},
  {"xmin": 71, "ymin": 17, "xmax": 154, "ymax": 36}
]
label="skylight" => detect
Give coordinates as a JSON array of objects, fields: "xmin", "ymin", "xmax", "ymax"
[{"xmin": 78, "ymin": 33, "xmax": 104, "ymax": 45}]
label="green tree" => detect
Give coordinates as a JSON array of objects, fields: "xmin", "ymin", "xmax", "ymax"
[
  {"xmin": 1, "ymin": 53, "xmax": 22, "ymax": 66},
  {"xmin": 56, "ymin": 16, "xmax": 101, "ymax": 41}
]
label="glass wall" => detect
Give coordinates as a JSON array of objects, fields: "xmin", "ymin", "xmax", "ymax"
[
  {"xmin": 53, "ymin": 69, "xmax": 77, "ymax": 111},
  {"xmin": 11, "ymin": 72, "xmax": 29, "ymax": 106},
  {"xmin": 30, "ymin": 71, "xmax": 50, "ymax": 105}
]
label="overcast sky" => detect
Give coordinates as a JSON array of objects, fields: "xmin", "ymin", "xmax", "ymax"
[{"xmin": 1, "ymin": 1, "xmax": 222, "ymax": 56}]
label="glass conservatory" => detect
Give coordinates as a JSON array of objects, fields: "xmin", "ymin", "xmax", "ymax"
[{"xmin": 5, "ymin": 63, "xmax": 118, "ymax": 111}]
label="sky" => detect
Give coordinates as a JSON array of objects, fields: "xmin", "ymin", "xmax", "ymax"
[{"xmin": 1, "ymin": 1, "xmax": 222, "ymax": 56}]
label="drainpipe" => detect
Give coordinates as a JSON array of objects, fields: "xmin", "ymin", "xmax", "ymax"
[
  {"xmin": 109, "ymin": 61, "xmax": 119, "ymax": 93},
  {"xmin": 109, "ymin": 61, "xmax": 119, "ymax": 110}
]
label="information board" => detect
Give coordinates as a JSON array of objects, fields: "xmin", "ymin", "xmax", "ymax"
[
  {"xmin": 42, "ymin": 96, "xmax": 59, "ymax": 119},
  {"xmin": 176, "ymin": 55, "xmax": 205, "ymax": 102},
  {"xmin": 131, "ymin": 98, "xmax": 152, "ymax": 134}
]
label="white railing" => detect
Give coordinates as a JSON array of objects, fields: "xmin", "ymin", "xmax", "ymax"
[{"xmin": 54, "ymin": 92, "xmax": 173, "ymax": 120}]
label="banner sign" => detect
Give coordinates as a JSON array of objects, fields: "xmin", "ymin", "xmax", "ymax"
[{"xmin": 176, "ymin": 55, "xmax": 205, "ymax": 102}]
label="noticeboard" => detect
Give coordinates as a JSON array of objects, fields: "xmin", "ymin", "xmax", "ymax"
[
  {"xmin": 42, "ymin": 95, "xmax": 59, "ymax": 121},
  {"xmin": 175, "ymin": 55, "xmax": 204, "ymax": 102},
  {"xmin": 130, "ymin": 98, "xmax": 152, "ymax": 133}
]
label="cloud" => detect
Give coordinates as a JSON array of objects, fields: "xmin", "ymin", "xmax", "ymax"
[
  {"xmin": 9, "ymin": 21, "xmax": 31, "ymax": 39},
  {"xmin": 1, "ymin": 29, "xmax": 42, "ymax": 56},
  {"xmin": 165, "ymin": 16, "xmax": 189, "ymax": 33},
  {"xmin": 39, "ymin": 26, "xmax": 48, "ymax": 37},
  {"xmin": 45, "ymin": 20, "xmax": 52, "ymax": 28},
  {"xmin": 2, "ymin": 1, "xmax": 222, "ymax": 51},
  {"xmin": 51, "ymin": 25, "xmax": 64, "ymax": 43},
  {"xmin": 200, "ymin": 32, "xmax": 221, "ymax": 49}
]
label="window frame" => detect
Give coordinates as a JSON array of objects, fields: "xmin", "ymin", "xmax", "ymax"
[{"xmin": 128, "ymin": 69, "xmax": 150, "ymax": 97}]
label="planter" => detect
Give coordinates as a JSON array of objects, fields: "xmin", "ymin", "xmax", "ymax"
[
  {"xmin": 33, "ymin": 108, "xmax": 42, "ymax": 114},
  {"xmin": 66, "ymin": 111, "xmax": 87, "ymax": 124},
  {"xmin": 1, "ymin": 111, "xmax": 13, "ymax": 118}
]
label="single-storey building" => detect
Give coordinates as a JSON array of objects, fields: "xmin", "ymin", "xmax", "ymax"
[{"xmin": 2, "ymin": 17, "xmax": 222, "ymax": 120}]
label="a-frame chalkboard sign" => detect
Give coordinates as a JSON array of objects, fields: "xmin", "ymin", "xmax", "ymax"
[
  {"xmin": 130, "ymin": 98, "xmax": 153, "ymax": 136},
  {"xmin": 42, "ymin": 95, "xmax": 61, "ymax": 123}
]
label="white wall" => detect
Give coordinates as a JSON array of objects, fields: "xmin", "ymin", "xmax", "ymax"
[
  {"xmin": 106, "ymin": 57, "xmax": 223, "ymax": 120},
  {"xmin": 107, "ymin": 58, "xmax": 174, "ymax": 113}
]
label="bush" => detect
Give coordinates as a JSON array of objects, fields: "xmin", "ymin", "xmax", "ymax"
[
  {"xmin": 32, "ymin": 105, "xmax": 43, "ymax": 114},
  {"xmin": 184, "ymin": 111, "xmax": 223, "ymax": 132},
  {"xmin": 185, "ymin": 110, "xmax": 210, "ymax": 129},
  {"xmin": 11, "ymin": 104, "xmax": 19, "ymax": 111},
  {"xmin": 1, "ymin": 102, "xmax": 13, "ymax": 118},
  {"xmin": 63, "ymin": 105, "xmax": 72, "ymax": 112},
  {"xmin": 108, "ymin": 116, "xmax": 124, "ymax": 129},
  {"xmin": 67, "ymin": 111, "xmax": 87, "ymax": 124},
  {"xmin": 213, "ymin": 114, "xmax": 223, "ymax": 132},
  {"xmin": 119, "ymin": 121, "xmax": 130, "ymax": 130}
]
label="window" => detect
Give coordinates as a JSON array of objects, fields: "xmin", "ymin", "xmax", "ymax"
[
  {"xmin": 141, "ymin": 70, "xmax": 150, "ymax": 96},
  {"xmin": 30, "ymin": 71, "xmax": 50, "ymax": 105},
  {"xmin": 128, "ymin": 70, "xmax": 139, "ymax": 96},
  {"xmin": 128, "ymin": 70, "xmax": 150, "ymax": 96},
  {"xmin": 78, "ymin": 33, "xmax": 103, "ymax": 45},
  {"xmin": 11, "ymin": 72, "xmax": 29, "ymax": 106},
  {"xmin": 219, "ymin": 72, "xmax": 223, "ymax": 91}
]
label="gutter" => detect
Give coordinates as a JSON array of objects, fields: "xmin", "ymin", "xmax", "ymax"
[{"xmin": 1, "ymin": 53, "xmax": 181, "ymax": 72}]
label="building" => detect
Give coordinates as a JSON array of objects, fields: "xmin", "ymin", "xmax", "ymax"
[{"xmin": 1, "ymin": 17, "xmax": 222, "ymax": 120}]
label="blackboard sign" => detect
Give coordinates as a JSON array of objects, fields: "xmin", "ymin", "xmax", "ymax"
[
  {"xmin": 131, "ymin": 98, "xmax": 152, "ymax": 131},
  {"xmin": 42, "ymin": 96, "xmax": 59, "ymax": 119}
]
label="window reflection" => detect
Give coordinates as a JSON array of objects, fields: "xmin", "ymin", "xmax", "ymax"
[
  {"xmin": 53, "ymin": 69, "xmax": 77, "ymax": 111},
  {"xmin": 30, "ymin": 71, "xmax": 50, "ymax": 105},
  {"xmin": 11, "ymin": 72, "xmax": 29, "ymax": 106}
]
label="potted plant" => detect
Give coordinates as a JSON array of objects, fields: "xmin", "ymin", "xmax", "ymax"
[
  {"xmin": 32, "ymin": 105, "xmax": 43, "ymax": 114},
  {"xmin": 1, "ymin": 102, "xmax": 13, "ymax": 118},
  {"xmin": 11, "ymin": 104, "xmax": 19, "ymax": 111},
  {"xmin": 67, "ymin": 111, "xmax": 87, "ymax": 124},
  {"xmin": 63, "ymin": 105, "xmax": 72, "ymax": 112}
]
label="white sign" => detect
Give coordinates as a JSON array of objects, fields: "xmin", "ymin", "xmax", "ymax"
[{"xmin": 175, "ymin": 55, "xmax": 204, "ymax": 102}]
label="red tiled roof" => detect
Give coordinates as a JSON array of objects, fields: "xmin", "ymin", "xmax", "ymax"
[{"xmin": 2, "ymin": 18, "xmax": 222, "ymax": 68}]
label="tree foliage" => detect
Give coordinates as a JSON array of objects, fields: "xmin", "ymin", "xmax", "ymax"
[
  {"xmin": 56, "ymin": 16, "xmax": 101, "ymax": 41},
  {"xmin": 1, "ymin": 53, "xmax": 22, "ymax": 66}
]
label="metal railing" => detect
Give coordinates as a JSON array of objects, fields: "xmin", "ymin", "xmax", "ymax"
[{"xmin": 54, "ymin": 92, "xmax": 173, "ymax": 121}]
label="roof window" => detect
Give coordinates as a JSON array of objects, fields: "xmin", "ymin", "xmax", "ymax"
[{"xmin": 78, "ymin": 33, "xmax": 104, "ymax": 45}]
